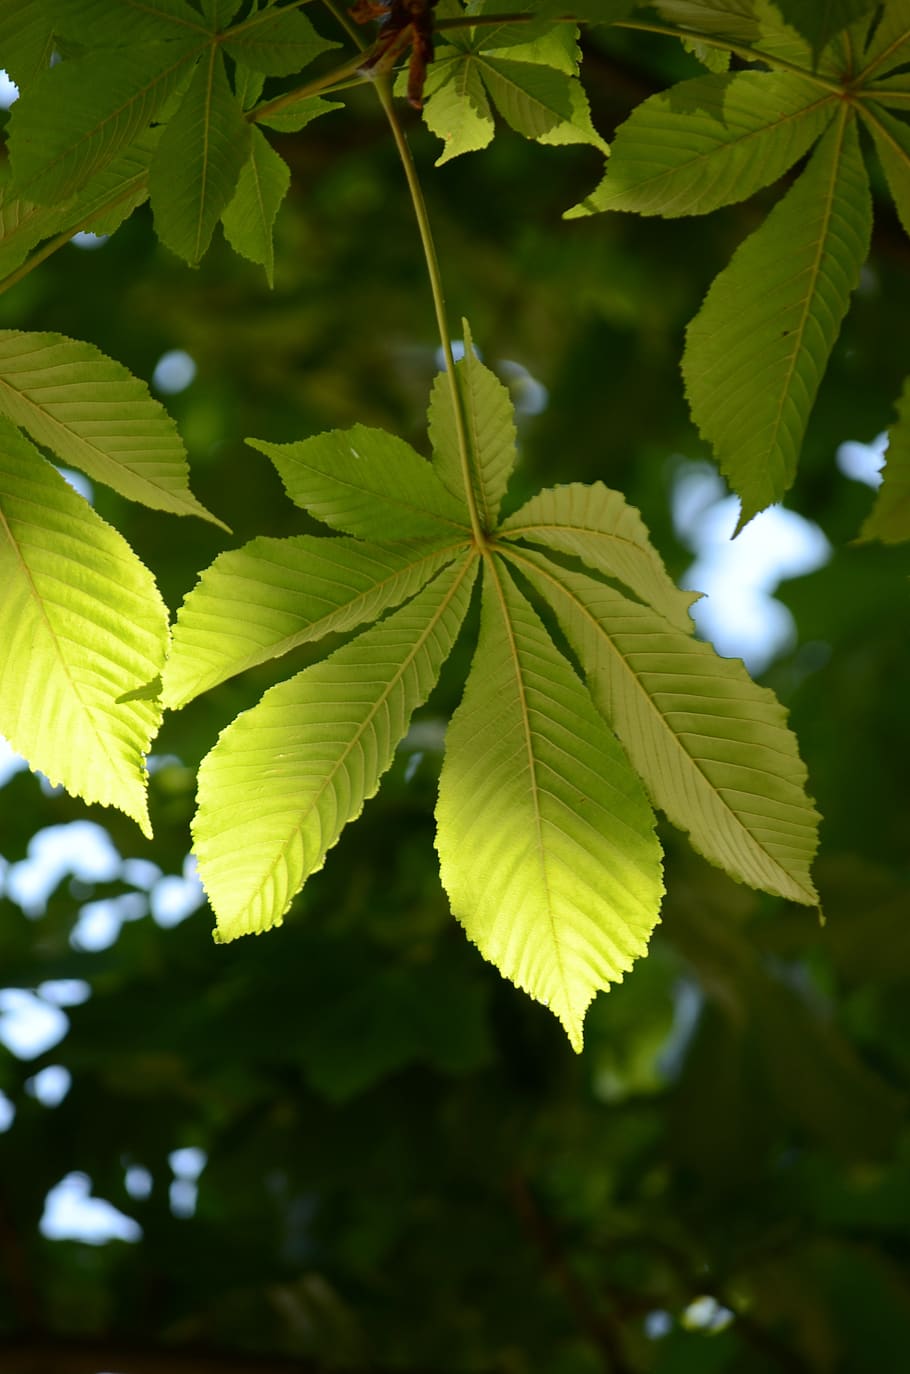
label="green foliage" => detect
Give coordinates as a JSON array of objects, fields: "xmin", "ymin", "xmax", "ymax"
[
  {"xmin": 1, "ymin": 2, "xmax": 910, "ymax": 1367},
  {"xmin": 1, "ymin": 1, "xmax": 909, "ymax": 1041},
  {"xmin": 160, "ymin": 335, "xmax": 815, "ymax": 1047}
]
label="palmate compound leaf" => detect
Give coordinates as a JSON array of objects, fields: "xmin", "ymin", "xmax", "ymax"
[
  {"xmin": 162, "ymin": 536, "xmax": 465, "ymax": 709},
  {"xmin": 0, "ymin": 417, "xmax": 168, "ymax": 836},
  {"xmin": 499, "ymin": 482, "xmax": 699, "ymax": 634},
  {"xmin": 418, "ymin": 16, "xmax": 605, "ymax": 161},
  {"xmin": 505, "ymin": 547, "xmax": 820, "ymax": 904},
  {"xmin": 427, "ymin": 320, "xmax": 517, "ymax": 527},
  {"xmin": 0, "ymin": 331, "xmax": 224, "ymax": 526},
  {"xmin": 682, "ymin": 109, "xmax": 872, "ymax": 527},
  {"xmin": 248, "ymin": 425, "xmax": 472, "ymax": 540},
  {"xmin": 859, "ymin": 374, "xmax": 910, "ymax": 544},
  {"xmin": 436, "ymin": 556, "xmax": 663, "ymax": 1053},
  {"xmin": 193, "ymin": 554, "xmax": 478, "ymax": 941},
  {"xmin": 566, "ymin": 72, "xmax": 836, "ymax": 218}
]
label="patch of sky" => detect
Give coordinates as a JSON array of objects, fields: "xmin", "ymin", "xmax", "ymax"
[
  {"xmin": 0, "ymin": 989, "xmax": 69, "ymax": 1059},
  {"xmin": 169, "ymin": 1147, "xmax": 207, "ymax": 1219},
  {"xmin": 682, "ymin": 1295, "xmax": 735, "ymax": 1333},
  {"xmin": 152, "ymin": 349, "xmax": 197, "ymax": 395},
  {"xmin": 837, "ymin": 431, "xmax": 888, "ymax": 488},
  {"xmin": 40, "ymin": 1172, "xmax": 142, "ymax": 1245},
  {"xmin": 124, "ymin": 1165, "xmax": 153, "ymax": 1200},
  {"xmin": 57, "ymin": 466, "xmax": 94, "ymax": 502},
  {"xmin": 38, "ymin": 979, "xmax": 91, "ymax": 1007},
  {"xmin": 6, "ymin": 821, "xmax": 120, "ymax": 916},
  {"xmin": 151, "ymin": 854, "xmax": 204, "ymax": 928},
  {"xmin": 656, "ymin": 978, "xmax": 703, "ymax": 1082},
  {"xmin": 70, "ymin": 892, "xmax": 148, "ymax": 952},
  {"xmin": 0, "ymin": 70, "xmax": 18, "ymax": 108},
  {"xmin": 0, "ymin": 1091, "xmax": 15, "ymax": 1133},
  {"xmin": 0, "ymin": 735, "xmax": 28, "ymax": 788},
  {"xmin": 672, "ymin": 461, "xmax": 831, "ymax": 675},
  {"xmin": 70, "ymin": 231, "xmax": 109, "ymax": 251},
  {"xmin": 25, "ymin": 1064, "xmax": 72, "ymax": 1107},
  {"xmin": 498, "ymin": 359, "xmax": 548, "ymax": 417},
  {"xmin": 644, "ymin": 1310, "xmax": 673, "ymax": 1340}
]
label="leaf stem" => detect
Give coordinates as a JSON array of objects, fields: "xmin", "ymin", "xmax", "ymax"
[
  {"xmin": 375, "ymin": 84, "xmax": 486, "ymax": 547},
  {"xmin": 320, "ymin": 0, "xmax": 486, "ymax": 547}
]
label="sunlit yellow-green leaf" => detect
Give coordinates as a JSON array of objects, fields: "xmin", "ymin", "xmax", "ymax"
[
  {"xmin": 163, "ymin": 536, "xmax": 465, "ymax": 709},
  {"xmin": 249, "ymin": 425, "xmax": 471, "ymax": 541},
  {"xmin": 436, "ymin": 557, "xmax": 663, "ymax": 1052},
  {"xmin": 509, "ymin": 547, "xmax": 820, "ymax": 904},
  {"xmin": 194, "ymin": 556, "xmax": 477, "ymax": 941},
  {"xmin": 567, "ymin": 73, "xmax": 835, "ymax": 218},
  {"xmin": 428, "ymin": 320, "xmax": 516, "ymax": 528},
  {"xmin": 0, "ymin": 331, "xmax": 224, "ymax": 525},
  {"xmin": 499, "ymin": 481, "xmax": 697, "ymax": 633},
  {"xmin": 0, "ymin": 418, "xmax": 168, "ymax": 835}
]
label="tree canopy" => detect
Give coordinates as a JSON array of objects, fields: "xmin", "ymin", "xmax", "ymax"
[{"xmin": 0, "ymin": 2, "xmax": 909, "ymax": 1371}]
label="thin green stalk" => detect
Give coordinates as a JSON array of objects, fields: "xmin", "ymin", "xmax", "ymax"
[
  {"xmin": 248, "ymin": 51, "xmax": 367, "ymax": 123},
  {"xmin": 376, "ymin": 81, "xmax": 486, "ymax": 547},
  {"xmin": 0, "ymin": 228, "xmax": 77, "ymax": 296},
  {"xmin": 321, "ymin": 0, "xmax": 487, "ymax": 547}
]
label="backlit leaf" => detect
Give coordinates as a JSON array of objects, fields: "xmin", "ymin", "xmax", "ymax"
[
  {"xmin": 859, "ymin": 375, "xmax": 910, "ymax": 543},
  {"xmin": 8, "ymin": 44, "xmax": 199, "ymax": 203},
  {"xmin": 0, "ymin": 417, "xmax": 167, "ymax": 836},
  {"xmin": 774, "ymin": 0, "xmax": 878, "ymax": 56},
  {"xmin": 249, "ymin": 425, "xmax": 471, "ymax": 541},
  {"xmin": 682, "ymin": 111, "xmax": 872, "ymax": 526},
  {"xmin": 860, "ymin": 100, "xmax": 910, "ymax": 239},
  {"xmin": 510, "ymin": 548, "xmax": 820, "ymax": 904},
  {"xmin": 427, "ymin": 319, "xmax": 516, "ymax": 528},
  {"xmin": 254, "ymin": 95, "xmax": 343, "ymax": 134},
  {"xmin": 0, "ymin": 0, "xmax": 54, "ymax": 86},
  {"xmin": 149, "ymin": 49, "xmax": 251, "ymax": 265},
  {"xmin": 478, "ymin": 58, "xmax": 574, "ymax": 139},
  {"xmin": 163, "ymin": 536, "xmax": 464, "ymax": 709},
  {"xmin": 223, "ymin": 6, "xmax": 337, "ymax": 77},
  {"xmin": 0, "ymin": 331, "xmax": 224, "ymax": 525},
  {"xmin": 194, "ymin": 555, "xmax": 477, "ymax": 941},
  {"xmin": 567, "ymin": 73, "xmax": 835, "ymax": 218},
  {"xmin": 421, "ymin": 56, "xmax": 495, "ymax": 164},
  {"xmin": 46, "ymin": 0, "xmax": 205, "ymax": 45},
  {"xmin": 436, "ymin": 558, "xmax": 663, "ymax": 1052},
  {"xmin": 860, "ymin": 1, "xmax": 910, "ymax": 78},
  {"xmin": 499, "ymin": 481, "xmax": 697, "ymax": 633},
  {"xmin": 221, "ymin": 128, "xmax": 290, "ymax": 286}
]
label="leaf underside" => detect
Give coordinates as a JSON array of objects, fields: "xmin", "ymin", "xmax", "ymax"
[
  {"xmin": 194, "ymin": 555, "xmax": 478, "ymax": 942},
  {"xmin": 682, "ymin": 111, "xmax": 872, "ymax": 526},
  {"xmin": 436, "ymin": 558, "xmax": 664, "ymax": 1052},
  {"xmin": 0, "ymin": 417, "xmax": 167, "ymax": 835}
]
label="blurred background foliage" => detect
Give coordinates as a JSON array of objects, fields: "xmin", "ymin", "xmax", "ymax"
[{"xmin": 1, "ymin": 16, "xmax": 909, "ymax": 1374}]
